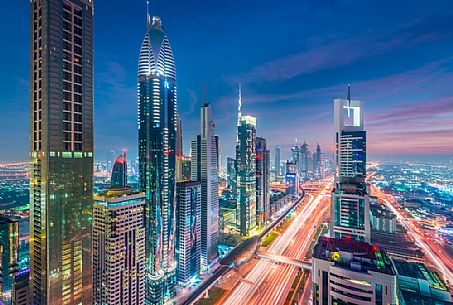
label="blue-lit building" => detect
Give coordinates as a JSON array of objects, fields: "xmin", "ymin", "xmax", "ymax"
[
  {"xmin": 256, "ymin": 137, "xmax": 270, "ymax": 227},
  {"xmin": 0, "ymin": 216, "xmax": 18, "ymax": 305},
  {"xmin": 285, "ymin": 160, "xmax": 299, "ymax": 196},
  {"xmin": 236, "ymin": 116, "xmax": 257, "ymax": 236},
  {"xmin": 227, "ymin": 157, "xmax": 237, "ymax": 194},
  {"xmin": 176, "ymin": 181, "xmax": 201, "ymax": 284},
  {"xmin": 111, "ymin": 151, "xmax": 127, "ymax": 188},
  {"xmin": 138, "ymin": 12, "xmax": 177, "ymax": 304},
  {"xmin": 330, "ymin": 88, "xmax": 370, "ymax": 243}
]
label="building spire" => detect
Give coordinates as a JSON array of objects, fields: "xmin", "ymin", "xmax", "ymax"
[
  {"xmin": 237, "ymin": 83, "xmax": 242, "ymax": 126},
  {"xmin": 146, "ymin": 1, "xmax": 151, "ymax": 31},
  {"xmin": 202, "ymin": 82, "xmax": 206, "ymax": 107},
  {"xmin": 347, "ymin": 83, "xmax": 352, "ymax": 116}
]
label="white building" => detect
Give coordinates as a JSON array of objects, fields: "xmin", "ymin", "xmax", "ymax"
[
  {"xmin": 331, "ymin": 88, "xmax": 370, "ymax": 243},
  {"xmin": 312, "ymin": 237, "xmax": 397, "ymax": 305},
  {"xmin": 93, "ymin": 189, "xmax": 145, "ymax": 305},
  {"xmin": 191, "ymin": 101, "xmax": 219, "ymax": 270}
]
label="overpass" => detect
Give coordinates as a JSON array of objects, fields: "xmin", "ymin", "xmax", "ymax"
[{"xmin": 256, "ymin": 252, "xmax": 312, "ymax": 270}]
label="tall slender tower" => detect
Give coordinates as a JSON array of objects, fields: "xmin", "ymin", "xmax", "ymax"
[
  {"xmin": 256, "ymin": 137, "xmax": 270, "ymax": 227},
  {"xmin": 190, "ymin": 92, "xmax": 219, "ymax": 271},
  {"xmin": 29, "ymin": 1, "xmax": 94, "ymax": 304},
  {"xmin": 330, "ymin": 86, "xmax": 370, "ymax": 242},
  {"xmin": 236, "ymin": 116, "xmax": 257, "ymax": 236},
  {"xmin": 138, "ymin": 7, "xmax": 178, "ymax": 304},
  {"xmin": 274, "ymin": 145, "xmax": 281, "ymax": 176}
]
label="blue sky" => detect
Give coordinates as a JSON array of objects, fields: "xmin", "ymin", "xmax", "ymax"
[{"xmin": 1, "ymin": 0, "xmax": 453, "ymax": 162}]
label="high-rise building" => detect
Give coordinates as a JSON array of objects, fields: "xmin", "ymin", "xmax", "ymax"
[
  {"xmin": 30, "ymin": 1, "xmax": 94, "ymax": 303},
  {"xmin": 274, "ymin": 145, "xmax": 281, "ymax": 177},
  {"xmin": 313, "ymin": 143, "xmax": 324, "ymax": 179},
  {"xmin": 300, "ymin": 142, "xmax": 310, "ymax": 181},
  {"xmin": 236, "ymin": 115, "xmax": 257, "ymax": 236},
  {"xmin": 330, "ymin": 87, "xmax": 370, "ymax": 242},
  {"xmin": 0, "ymin": 216, "xmax": 18, "ymax": 304},
  {"xmin": 175, "ymin": 181, "xmax": 201, "ymax": 284},
  {"xmin": 138, "ymin": 10, "xmax": 177, "ymax": 303},
  {"xmin": 256, "ymin": 137, "xmax": 270, "ymax": 227},
  {"xmin": 226, "ymin": 157, "xmax": 237, "ymax": 194},
  {"xmin": 312, "ymin": 237, "xmax": 397, "ymax": 305},
  {"xmin": 111, "ymin": 151, "xmax": 127, "ymax": 188},
  {"xmin": 285, "ymin": 160, "xmax": 298, "ymax": 196},
  {"xmin": 190, "ymin": 99, "xmax": 219, "ymax": 270},
  {"xmin": 93, "ymin": 189, "xmax": 145, "ymax": 305}
]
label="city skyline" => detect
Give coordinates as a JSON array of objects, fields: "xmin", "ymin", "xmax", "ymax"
[{"xmin": 2, "ymin": 1, "xmax": 453, "ymax": 162}]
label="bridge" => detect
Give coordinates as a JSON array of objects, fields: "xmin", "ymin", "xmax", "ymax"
[{"xmin": 256, "ymin": 252, "xmax": 312, "ymax": 270}]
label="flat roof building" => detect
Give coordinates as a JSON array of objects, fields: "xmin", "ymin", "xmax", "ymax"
[{"xmin": 312, "ymin": 237, "xmax": 397, "ymax": 305}]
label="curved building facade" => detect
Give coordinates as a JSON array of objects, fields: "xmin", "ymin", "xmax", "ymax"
[{"xmin": 138, "ymin": 15, "xmax": 178, "ymax": 305}]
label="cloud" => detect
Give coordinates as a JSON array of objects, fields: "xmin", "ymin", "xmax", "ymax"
[{"xmin": 231, "ymin": 12, "xmax": 453, "ymax": 85}]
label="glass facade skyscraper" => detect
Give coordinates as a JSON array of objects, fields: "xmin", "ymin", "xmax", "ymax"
[
  {"xmin": 175, "ymin": 181, "xmax": 201, "ymax": 284},
  {"xmin": 330, "ymin": 91, "xmax": 370, "ymax": 243},
  {"xmin": 138, "ymin": 14, "xmax": 177, "ymax": 304},
  {"xmin": 111, "ymin": 151, "xmax": 127, "ymax": 188},
  {"xmin": 0, "ymin": 216, "xmax": 18, "ymax": 305},
  {"xmin": 29, "ymin": 1, "xmax": 94, "ymax": 304},
  {"xmin": 256, "ymin": 137, "xmax": 270, "ymax": 227},
  {"xmin": 236, "ymin": 116, "xmax": 257, "ymax": 236}
]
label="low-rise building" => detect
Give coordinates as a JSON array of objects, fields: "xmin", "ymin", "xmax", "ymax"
[{"xmin": 312, "ymin": 237, "xmax": 397, "ymax": 305}]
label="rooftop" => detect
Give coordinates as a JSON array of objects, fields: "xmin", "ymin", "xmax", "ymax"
[
  {"xmin": 94, "ymin": 187, "xmax": 145, "ymax": 205},
  {"xmin": 313, "ymin": 237, "xmax": 395, "ymax": 275},
  {"xmin": 394, "ymin": 260, "xmax": 449, "ymax": 292}
]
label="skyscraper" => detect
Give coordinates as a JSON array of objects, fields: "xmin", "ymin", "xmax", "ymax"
[
  {"xmin": 190, "ymin": 99, "xmax": 219, "ymax": 270},
  {"xmin": 274, "ymin": 145, "xmax": 281, "ymax": 176},
  {"xmin": 256, "ymin": 137, "xmax": 270, "ymax": 227},
  {"xmin": 330, "ymin": 87, "xmax": 370, "ymax": 242},
  {"xmin": 111, "ymin": 151, "xmax": 127, "ymax": 188},
  {"xmin": 93, "ymin": 189, "xmax": 145, "ymax": 305},
  {"xmin": 236, "ymin": 115, "xmax": 257, "ymax": 236},
  {"xmin": 30, "ymin": 1, "xmax": 94, "ymax": 303},
  {"xmin": 138, "ymin": 9, "xmax": 177, "ymax": 303},
  {"xmin": 226, "ymin": 157, "xmax": 237, "ymax": 194},
  {"xmin": 175, "ymin": 181, "xmax": 201, "ymax": 284},
  {"xmin": 0, "ymin": 216, "xmax": 18, "ymax": 305}
]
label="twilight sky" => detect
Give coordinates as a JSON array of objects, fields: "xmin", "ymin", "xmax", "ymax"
[{"xmin": 1, "ymin": 0, "xmax": 453, "ymax": 162}]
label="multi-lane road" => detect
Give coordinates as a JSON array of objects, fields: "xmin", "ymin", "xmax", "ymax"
[
  {"xmin": 371, "ymin": 183, "xmax": 453, "ymax": 285},
  {"xmin": 219, "ymin": 180, "xmax": 332, "ymax": 305}
]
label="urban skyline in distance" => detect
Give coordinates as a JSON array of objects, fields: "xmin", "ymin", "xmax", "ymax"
[{"xmin": 1, "ymin": 0, "xmax": 453, "ymax": 162}]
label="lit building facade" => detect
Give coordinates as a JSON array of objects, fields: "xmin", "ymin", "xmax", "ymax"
[
  {"xmin": 111, "ymin": 151, "xmax": 127, "ymax": 188},
  {"xmin": 285, "ymin": 160, "xmax": 299, "ymax": 196},
  {"xmin": 0, "ymin": 216, "xmax": 18, "ymax": 304},
  {"xmin": 330, "ymin": 90, "xmax": 370, "ymax": 243},
  {"xmin": 236, "ymin": 116, "xmax": 257, "ymax": 236},
  {"xmin": 175, "ymin": 181, "xmax": 201, "ymax": 284},
  {"xmin": 274, "ymin": 145, "xmax": 281, "ymax": 177},
  {"xmin": 176, "ymin": 155, "xmax": 192, "ymax": 182},
  {"xmin": 226, "ymin": 157, "xmax": 237, "ymax": 194},
  {"xmin": 29, "ymin": 1, "xmax": 94, "ymax": 304},
  {"xmin": 138, "ymin": 14, "xmax": 177, "ymax": 304},
  {"xmin": 256, "ymin": 137, "xmax": 270, "ymax": 227},
  {"xmin": 190, "ymin": 101, "xmax": 219, "ymax": 270},
  {"xmin": 93, "ymin": 190, "xmax": 145, "ymax": 305},
  {"xmin": 312, "ymin": 237, "xmax": 397, "ymax": 305}
]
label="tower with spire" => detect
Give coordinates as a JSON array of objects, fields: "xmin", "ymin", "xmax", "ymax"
[
  {"xmin": 137, "ymin": 2, "xmax": 178, "ymax": 303},
  {"xmin": 190, "ymin": 86, "xmax": 219, "ymax": 271}
]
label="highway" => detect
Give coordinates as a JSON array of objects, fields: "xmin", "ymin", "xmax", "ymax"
[
  {"xmin": 371, "ymin": 184, "xmax": 453, "ymax": 285},
  {"xmin": 220, "ymin": 180, "xmax": 332, "ymax": 305}
]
